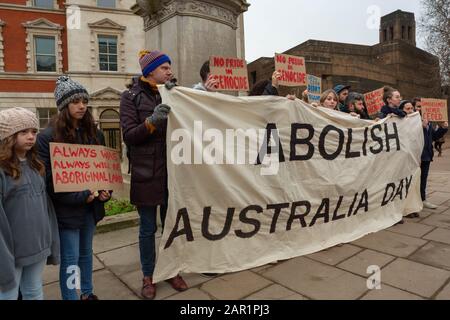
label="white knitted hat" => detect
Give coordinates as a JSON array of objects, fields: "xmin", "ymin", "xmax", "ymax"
[{"xmin": 0, "ymin": 107, "xmax": 39, "ymax": 140}]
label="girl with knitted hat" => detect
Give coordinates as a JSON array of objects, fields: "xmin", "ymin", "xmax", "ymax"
[
  {"xmin": 36, "ymin": 76, "xmax": 111, "ymax": 300},
  {"xmin": 0, "ymin": 107, "xmax": 60, "ymax": 300}
]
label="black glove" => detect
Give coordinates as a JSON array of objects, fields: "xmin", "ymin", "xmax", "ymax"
[
  {"xmin": 165, "ymin": 79, "xmax": 178, "ymax": 90},
  {"xmin": 146, "ymin": 104, "xmax": 171, "ymax": 127}
]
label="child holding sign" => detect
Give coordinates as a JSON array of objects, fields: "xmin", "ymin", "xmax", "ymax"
[
  {"xmin": 0, "ymin": 108, "xmax": 59, "ymax": 300},
  {"xmin": 37, "ymin": 76, "xmax": 111, "ymax": 300}
]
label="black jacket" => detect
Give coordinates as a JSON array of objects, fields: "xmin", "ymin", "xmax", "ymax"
[
  {"xmin": 36, "ymin": 126, "xmax": 107, "ymax": 229},
  {"xmin": 379, "ymin": 105, "xmax": 406, "ymax": 119},
  {"xmin": 120, "ymin": 77, "xmax": 168, "ymax": 206},
  {"xmin": 262, "ymin": 82, "xmax": 279, "ymax": 96},
  {"xmin": 422, "ymin": 123, "xmax": 448, "ymax": 162}
]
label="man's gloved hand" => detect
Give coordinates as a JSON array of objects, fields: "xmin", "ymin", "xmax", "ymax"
[
  {"xmin": 165, "ymin": 79, "xmax": 177, "ymax": 90},
  {"xmin": 146, "ymin": 104, "xmax": 171, "ymax": 127}
]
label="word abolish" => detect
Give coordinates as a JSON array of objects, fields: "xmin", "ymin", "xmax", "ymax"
[{"xmin": 170, "ymin": 121, "xmax": 402, "ymax": 165}]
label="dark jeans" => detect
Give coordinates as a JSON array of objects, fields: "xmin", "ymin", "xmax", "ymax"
[
  {"xmin": 420, "ymin": 161, "xmax": 431, "ymax": 201},
  {"xmin": 138, "ymin": 205, "xmax": 167, "ymax": 277},
  {"xmin": 59, "ymin": 213, "xmax": 96, "ymax": 300}
]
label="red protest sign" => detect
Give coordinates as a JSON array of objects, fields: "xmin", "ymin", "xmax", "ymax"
[
  {"xmin": 50, "ymin": 143, "xmax": 124, "ymax": 193},
  {"xmin": 274, "ymin": 53, "xmax": 307, "ymax": 86},
  {"xmin": 209, "ymin": 56, "xmax": 249, "ymax": 92},
  {"xmin": 364, "ymin": 88, "xmax": 384, "ymax": 116},
  {"xmin": 421, "ymin": 98, "xmax": 448, "ymax": 122}
]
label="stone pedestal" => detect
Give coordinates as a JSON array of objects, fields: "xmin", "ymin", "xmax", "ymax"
[{"xmin": 133, "ymin": 0, "xmax": 249, "ymax": 87}]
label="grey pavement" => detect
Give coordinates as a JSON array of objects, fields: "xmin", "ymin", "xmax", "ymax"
[{"xmin": 43, "ymin": 148, "xmax": 450, "ymax": 300}]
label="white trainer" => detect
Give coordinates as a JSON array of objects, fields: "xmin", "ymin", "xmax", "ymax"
[{"xmin": 423, "ymin": 201, "xmax": 438, "ymax": 209}]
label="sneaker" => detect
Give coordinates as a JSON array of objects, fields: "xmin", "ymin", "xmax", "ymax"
[
  {"xmin": 423, "ymin": 201, "xmax": 438, "ymax": 209},
  {"xmin": 80, "ymin": 293, "xmax": 99, "ymax": 300}
]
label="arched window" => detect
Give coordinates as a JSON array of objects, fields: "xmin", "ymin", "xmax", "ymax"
[
  {"xmin": 100, "ymin": 109, "xmax": 119, "ymax": 120},
  {"xmin": 100, "ymin": 109, "xmax": 121, "ymax": 152}
]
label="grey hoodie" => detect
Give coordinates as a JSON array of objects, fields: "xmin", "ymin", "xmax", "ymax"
[{"xmin": 0, "ymin": 160, "xmax": 59, "ymax": 292}]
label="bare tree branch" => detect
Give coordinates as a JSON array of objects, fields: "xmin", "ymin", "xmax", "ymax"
[{"xmin": 418, "ymin": 0, "xmax": 450, "ymax": 85}]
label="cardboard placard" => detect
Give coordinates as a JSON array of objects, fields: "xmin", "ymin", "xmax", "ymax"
[
  {"xmin": 307, "ymin": 74, "xmax": 322, "ymax": 103},
  {"xmin": 209, "ymin": 56, "xmax": 249, "ymax": 92},
  {"xmin": 364, "ymin": 88, "xmax": 384, "ymax": 116},
  {"xmin": 50, "ymin": 143, "xmax": 124, "ymax": 193},
  {"xmin": 274, "ymin": 53, "xmax": 307, "ymax": 87},
  {"xmin": 421, "ymin": 98, "xmax": 448, "ymax": 122}
]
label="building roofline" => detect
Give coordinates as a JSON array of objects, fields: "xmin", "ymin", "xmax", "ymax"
[
  {"xmin": 381, "ymin": 9, "xmax": 415, "ymax": 19},
  {"xmin": 283, "ymin": 39, "xmax": 373, "ymax": 53}
]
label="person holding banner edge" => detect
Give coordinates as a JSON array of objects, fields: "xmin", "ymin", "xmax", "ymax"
[
  {"xmin": 319, "ymin": 89, "xmax": 339, "ymax": 110},
  {"xmin": 417, "ymin": 98, "xmax": 448, "ymax": 210},
  {"xmin": 333, "ymin": 84, "xmax": 351, "ymax": 112},
  {"xmin": 120, "ymin": 50, "xmax": 188, "ymax": 300},
  {"xmin": 378, "ymin": 86, "xmax": 406, "ymax": 119},
  {"xmin": 36, "ymin": 76, "xmax": 111, "ymax": 300}
]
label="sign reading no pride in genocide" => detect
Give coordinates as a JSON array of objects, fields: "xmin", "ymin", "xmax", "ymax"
[
  {"xmin": 421, "ymin": 98, "xmax": 448, "ymax": 122},
  {"xmin": 364, "ymin": 88, "xmax": 384, "ymax": 116},
  {"xmin": 274, "ymin": 53, "xmax": 307, "ymax": 86},
  {"xmin": 152, "ymin": 86, "xmax": 424, "ymax": 282},
  {"xmin": 209, "ymin": 55, "xmax": 249, "ymax": 92},
  {"xmin": 50, "ymin": 143, "xmax": 124, "ymax": 193}
]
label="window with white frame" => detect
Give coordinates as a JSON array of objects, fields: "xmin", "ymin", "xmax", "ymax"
[
  {"xmin": 88, "ymin": 19, "xmax": 125, "ymax": 72},
  {"xmin": 22, "ymin": 18, "xmax": 63, "ymax": 74},
  {"xmin": 98, "ymin": 35, "xmax": 118, "ymax": 71},
  {"xmin": 37, "ymin": 108, "xmax": 57, "ymax": 130},
  {"xmin": 34, "ymin": 36, "xmax": 56, "ymax": 72},
  {"xmin": 97, "ymin": 0, "xmax": 116, "ymax": 8}
]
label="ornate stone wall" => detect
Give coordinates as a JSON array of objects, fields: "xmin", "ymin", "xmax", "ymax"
[{"xmin": 134, "ymin": 0, "xmax": 249, "ymax": 87}]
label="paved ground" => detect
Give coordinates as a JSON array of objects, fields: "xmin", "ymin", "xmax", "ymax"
[{"xmin": 43, "ymin": 149, "xmax": 450, "ymax": 300}]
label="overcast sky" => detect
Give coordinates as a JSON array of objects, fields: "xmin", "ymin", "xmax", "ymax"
[{"xmin": 244, "ymin": 0, "xmax": 425, "ymax": 62}]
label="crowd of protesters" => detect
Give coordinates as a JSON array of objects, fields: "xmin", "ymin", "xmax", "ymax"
[{"xmin": 0, "ymin": 49, "xmax": 448, "ymax": 300}]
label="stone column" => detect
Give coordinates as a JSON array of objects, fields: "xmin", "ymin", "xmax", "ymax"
[{"xmin": 133, "ymin": 0, "xmax": 249, "ymax": 87}]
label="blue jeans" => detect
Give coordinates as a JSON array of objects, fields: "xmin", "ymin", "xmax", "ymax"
[
  {"xmin": 0, "ymin": 259, "xmax": 46, "ymax": 300},
  {"xmin": 138, "ymin": 205, "xmax": 167, "ymax": 277},
  {"xmin": 59, "ymin": 213, "xmax": 96, "ymax": 300}
]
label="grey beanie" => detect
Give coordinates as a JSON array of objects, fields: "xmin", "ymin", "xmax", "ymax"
[{"xmin": 54, "ymin": 76, "xmax": 89, "ymax": 111}]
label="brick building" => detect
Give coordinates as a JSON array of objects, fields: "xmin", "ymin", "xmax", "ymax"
[
  {"xmin": 248, "ymin": 10, "xmax": 443, "ymax": 107},
  {"xmin": 0, "ymin": 0, "xmax": 67, "ymax": 129},
  {"xmin": 0, "ymin": 0, "xmax": 145, "ymax": 156}
]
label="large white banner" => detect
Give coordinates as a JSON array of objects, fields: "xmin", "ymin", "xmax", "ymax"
[{"xmin": 153, "ymin": 86, "xmax": 424, "ymax": 282}]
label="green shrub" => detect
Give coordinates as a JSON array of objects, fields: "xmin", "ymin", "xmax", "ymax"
[{"xmin": 105, "ymin": 198, "xmax": 136, "ymax": 216}]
